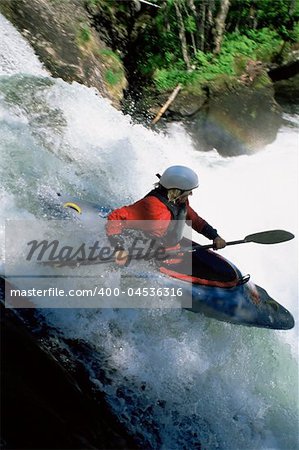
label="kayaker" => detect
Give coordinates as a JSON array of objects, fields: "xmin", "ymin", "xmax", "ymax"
[{"xmin": 106, "ymin": 165, "xmax": 226, "ymax": 265}]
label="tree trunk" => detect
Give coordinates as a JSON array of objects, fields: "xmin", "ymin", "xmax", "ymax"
[
  {"xmin": 160, "ymin": 0, "xmax": 170, "ymax": 32},
  {"xmin": 200, "ymin": 4, "xmax": 205, "ymax": 50},
  {"xmin": 206, "ymin": 0, "xmax": 215, "ymax": 52},
  {"xmin": 213, "ymin": 0, "xmax": 230, "ymax": 54},
  {"xmin": 182, "ymin": 0, "xmax": 196, "ymax": 56},
  {"xmin": 173, "ymin": 0, "xmax": 191, "ymax": 70},
  {"xmin": 190, "ymin": 32, "xmax": 197, "ymax": 56},
  {"xmin": 249, "ymin": 6, "xmax": 258, "ymax": 29},
  {"xmin": 187, "ymin": 0, "xmax": 199, "ymax": 52}
]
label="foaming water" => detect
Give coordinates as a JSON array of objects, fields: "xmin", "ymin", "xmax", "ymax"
[
  {"xmin": 0, "ymin": 14, "xmax": 47, "ymax": 76},
  {"xmin": 43, "ymin": 305, "xmax": 298, "ymax": 449},
  {"xmin": 0, "ymin": 14, "xmax": 298, "ymax": 450}
]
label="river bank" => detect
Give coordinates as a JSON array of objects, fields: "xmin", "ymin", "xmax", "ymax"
[{"xmin": 1, "ymin": 0, "xmax": 298, "ymax": 141}]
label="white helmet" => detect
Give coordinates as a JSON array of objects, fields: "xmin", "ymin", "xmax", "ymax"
[{"xmin": 159, "ymin": 166, "xmax": 199, "ymax": 191}]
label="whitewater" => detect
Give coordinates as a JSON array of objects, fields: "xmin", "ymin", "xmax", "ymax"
[{"xmin": 0, "ymin": 13, "xmax": 298, "ymax": 449}]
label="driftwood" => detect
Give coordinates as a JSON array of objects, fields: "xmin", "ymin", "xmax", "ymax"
[
  {"xmin": 151, "ymin": 84, "xmax": 182, "ymax": 125},
  {"xmin": 138, "ymin": 0, "xmax": 161, "ymax": 7}
]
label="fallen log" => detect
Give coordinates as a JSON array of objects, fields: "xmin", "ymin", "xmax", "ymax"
[{"xmin": 151, "ymin": 84, "xmax": 182, "ymax": 125}]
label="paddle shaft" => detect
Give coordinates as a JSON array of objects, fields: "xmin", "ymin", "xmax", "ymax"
[
  {"xmin": 198, "ymin": 239, "xmax": 246, "ymax": 250},
  {"xmin": 169, "ymin": 230, "xmax": 294, "ymax": 253},
  {"xmin": 41, "ymin": 230, "xmax": 294, "ymax": 267}
]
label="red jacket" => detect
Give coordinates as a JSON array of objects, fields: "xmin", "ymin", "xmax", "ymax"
[{"xmin": 106, "ymin": 195, "xmax": 218, "ymax": 247}]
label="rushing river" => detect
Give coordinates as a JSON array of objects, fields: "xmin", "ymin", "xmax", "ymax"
[{"xmin": 0, "ymin": 13, "xmax": 298, "ymax": 450}]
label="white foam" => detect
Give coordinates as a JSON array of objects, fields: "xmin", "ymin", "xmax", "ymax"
[{"xmin": 0, "ymin": 13, "xmax": 47, "ymax": 76}]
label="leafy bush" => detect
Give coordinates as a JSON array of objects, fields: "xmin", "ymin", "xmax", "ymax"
[
  {"xmin": 126, "ymin": 0, "xmax": 298, "ymax": 93},
  {"xmin": 153, "ymin": 67, "xmax": 196, "ymax": 91},
  {"xmin": 245, "ymin": 28, "xmax": 282, "ymax": 60},
  {"xmin": 194, "ymin": 51, "xmax": 212, "ymax": 68},
  {"xmin": 151, "ymin": 26, "xmax": 284, "ymax": 91}
]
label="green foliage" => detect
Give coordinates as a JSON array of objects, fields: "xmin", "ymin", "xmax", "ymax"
[
  {"xmin": 293, "ymin": 22, "xmax": 299, "ymax": 41},
  {"xmin": 153, "ymin": 67, "xmax": 197, "ymax": 91},
  {"xmin": 104, "ymin": 68, "xmax": 123, "ymax": 86},
  {"xmin": 222, "ymin": 33, "xmax": 256, "ymax": 56},
  {"xmin": 151, "ymin": 25, "xmax": 285, "ymax": 91},
  {"xmin": 127, "ymin": 0, "xmax": 298, "ymax": 92},
  {"xmin": 98, "ymin": 48, "xmax": 125, "ymax": 87},
  {"xmin": 222, "ymin": 28, "xmax": 282, "ymax": 62},
  {"xmin": 228, "ymin": 0, "xmax": 299, "ymax": 39},
  {"xmin": 98, "ymin": 48, "xmax": 121, "ymax": 62},
  {"xmin": 255, "ymin": 0, "xmax": 299, "ymax": 40},
  {"xmin": 85, "ymin": 0, "xmax": 101, "ymax": 7},
  {"xmin": 77, "ymin": 23, "xmax": 91, "ymax": 45},
  {"xmin": 245, "ymin": 28, "xmax": 282, "ymax": 60},
  {"xmin": 185, "ymin": 16, "xmax": 196, "ymax": 33},
  {"xmin": 194, "ymin": 51, "xmax": 212, "ymax": 68}
]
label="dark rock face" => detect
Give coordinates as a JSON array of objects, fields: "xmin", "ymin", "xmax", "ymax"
[
  {"xmin": 274, "ymin": 74, "xmax": 299, "ymax": 114},
  {"xmin": 1, "ymin": 279, "xmax": 138, "ymax": 449},
  {"xmin": 168, "ymin": 91, "xmax": 208, "ymax": 117},
  {"xmin": 172, "ymin": 80, "xmax": 283, "ymax": 157},
  {"xmin": 268, "ymin": 50, "xmax": 299, "ymax": 82},
  {"xmin": 0, "ymin": 0, "xmax": 127, "ymax": 107}
]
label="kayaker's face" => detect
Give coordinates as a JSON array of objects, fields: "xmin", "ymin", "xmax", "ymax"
[{"xmin": 177, "ymin": 190, "xmax": 193, "ymax": 203}]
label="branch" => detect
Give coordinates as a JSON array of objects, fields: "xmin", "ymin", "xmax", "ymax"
[{"xmin": 151, "ymin": 84, "xmax": 182, "ymax": 125}]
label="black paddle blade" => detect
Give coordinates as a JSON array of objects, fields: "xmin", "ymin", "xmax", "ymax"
[{"xmin": 245, "ymin": 230, "xmax": 295, "ymax": 244}]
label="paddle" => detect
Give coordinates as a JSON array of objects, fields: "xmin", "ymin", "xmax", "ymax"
[
  {"xmin": 128, "ymin": 229, "xmax": 295, "ymax": 259},
  {"xmin": 192, "ymin": 229, "xmax": 295, "ymax": 251},
  {"xmin": 41, "ymin": 229, "xmax": 294, "ymax": 268}
]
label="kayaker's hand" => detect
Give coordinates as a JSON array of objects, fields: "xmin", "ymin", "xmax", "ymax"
[
  {"xmin": 115, "ymin": 249, "xmax": 129, "ymax": 266},
  {"xmin": 213, "ymin": 236, "xmax": 226, "ymax": 250}
]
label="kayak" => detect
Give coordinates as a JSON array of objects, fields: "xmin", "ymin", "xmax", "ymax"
[{"xmin": 60, "ymin": 197, "xmax": 294, "ymax": 330}]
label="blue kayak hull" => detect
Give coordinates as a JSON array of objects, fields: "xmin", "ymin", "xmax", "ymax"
[{"xmin": 189, "ymin": 280, "xmax": 294, "ymax": 330}]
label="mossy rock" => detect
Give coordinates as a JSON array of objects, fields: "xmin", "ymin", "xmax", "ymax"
[
  {"xmin": 186, "ymin": 78, "xmax": 282, "ymax": 156},
  {"xmin": 0, "ymin": 0, "xmax": 127, "ymax": 107}
]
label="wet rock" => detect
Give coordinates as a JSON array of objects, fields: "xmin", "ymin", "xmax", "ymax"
[
  {"xmin": 274, "ymin": 74, "xmax": 299, "ymax": 114},
  {"xmin": 168, "ymin": 90, "xmax": 208, "ymax": 117},
  {"xmin": 0, "ymin": 278, "xmax": 138, "ymax": 449},
  {"xmin": 268, "ymin": 50, "xmax": 299, "ymax": 82},
  {"xmin": 0, "ymin": 0, "xmax": 127, "ymax": 107},
  {"xmin": 184, "ymin": 75, "xmax": 283, "ymax": 156}
]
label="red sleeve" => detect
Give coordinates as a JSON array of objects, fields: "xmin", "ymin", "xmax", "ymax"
[
  {"xmin": 106, "ymin": 196, "xmax": 172, "ymax": 238},
  {"xmin": 186, "ymin": 202, "xmax": 208, "ymax": 234},
  {"xmin": 186, "ymin": 201, "xmax": 218, "ymax": 240}
]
